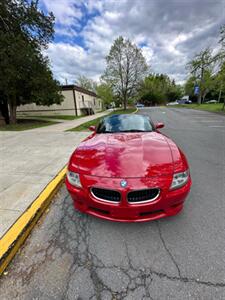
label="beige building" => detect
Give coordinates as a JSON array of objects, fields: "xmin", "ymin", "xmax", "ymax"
[{"xmin": 17, "ymin": 85, "xmax": 103, "ymax": 116}]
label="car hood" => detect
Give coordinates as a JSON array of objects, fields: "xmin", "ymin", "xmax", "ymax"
[{"xmin": 72, "ymin": 132, "xmax": 175, "ymax": 178}]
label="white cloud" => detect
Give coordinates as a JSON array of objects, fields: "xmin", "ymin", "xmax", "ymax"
[
  {"xmin": 41, "ymin": 0, "xmax": 225, "ymax": 84},
  {"xmin": 42, "ymin": 0, "xmax": 82, "ymax": 25},
  {"xmin": 54, "ymin": 26, "xmax": 78, "ymax": 38},
  {"xmin": 45, "ymin": 43, "xmax": 105, "ymax": 83},
  {"xmin": 83, "ymin": 0, "xmax": 104, "ymax": 14},
  {"xmin": 141, "ymin": 46, "xmax": 154, "ymax": 65}
]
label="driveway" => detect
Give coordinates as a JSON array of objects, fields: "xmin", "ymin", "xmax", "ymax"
[{"xmin": 0, "ymin": 107, "xmax": 225, "ymax": 299}]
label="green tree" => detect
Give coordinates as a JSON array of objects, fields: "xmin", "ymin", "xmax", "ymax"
[
  {"xmin": 184, "ymin": 76, "xmax": 197, "ymax": 99},
  {"xmin": 0, "ymin": 0, "xmax": 62, "ymax": 124},
  {"xmin": 139, "ymin": 74, "xmax": 181, "ymax": 105},
  {"xmin": 185, "ymin": 72, "xmax": 216, "ymax": 103},
  {"xmin": 214, "ymin": 63, "xmax": 225, "ymax": 109},
  {"xmin": 76, "ymin": 75, "xmax": 97, "ymax": 92},
  {"xmin": 185, "ymin": 23, "xmax": 225, "ymax": 109},
  {"xmin": 219, "ymin": 24, "xmax": 225, "ymax": 52},
  {"xmin": 167, "ymin": 80, "xmax": 183, "ymax": 102},
  {"xmin": 186, "ymin": 48, "xmax": 217, "ymax": 104},
  {"xmin": 96, "ymin": 83, "xmax": 113, "ymax": 107},
  {"xmin": 218, "ymin": 25, "xmax": 225, "ymax": 109},
  {"xmin": 103, "ymin": 36, "xmax": 148, "ymax": 110}
]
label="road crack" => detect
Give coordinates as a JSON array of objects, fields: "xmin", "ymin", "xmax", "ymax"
[{"xmin": 157, "ymin": 221, "xmax": 181, "ymax": 278}]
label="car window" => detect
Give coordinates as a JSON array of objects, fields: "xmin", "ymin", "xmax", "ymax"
[{"xmin": 97, "ymin": 114, "xmax": 153, "ymax": 133}]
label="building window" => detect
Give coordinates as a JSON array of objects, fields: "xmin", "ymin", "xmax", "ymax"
[
  {"xmin": 82, "ymin": 95, "xmax": 84, "ymax": 103},
  {"xmin": 94, "ymin": 98, "xmax": 96, "ymax": 105}
]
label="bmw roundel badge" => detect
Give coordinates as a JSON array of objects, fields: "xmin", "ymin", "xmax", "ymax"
[{"xmin": 120, "ymin": 179, "xmax": 127, "ymax": 188}]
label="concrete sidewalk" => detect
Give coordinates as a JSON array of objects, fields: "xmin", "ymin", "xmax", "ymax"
[
  {"xmin": 26, "ymin": 111, "xmax": 109, "ymax": 132},
  {"xmin": 0, "ymin": 111, "xmax": 108, "ymax": 238}
]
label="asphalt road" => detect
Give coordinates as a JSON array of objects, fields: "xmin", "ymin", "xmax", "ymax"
[{"xmin": 0, "ymin": 107, "xmax": 225, "ymax": 299}]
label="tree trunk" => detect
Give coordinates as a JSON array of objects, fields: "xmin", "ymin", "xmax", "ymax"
[
  {"xmin": 202, "ymin": 89, "xmax": 208, "ymax": 103},
  {"xmin": 202, "ymin": 94, "xmax": 206, "ymax": 103},
  {"xmin": 0, "ymin": 96, "xmax": 10, "ymax": 124},
  {"xmin": 218, "ymin": 83, "xmax": 222, "ymax": 103},
  {"xmin": 9, "ymin": 98, "xmax": 17, "ymax": 124},
  {"xmin": 4, "ymin": 101, "xmax": 9, "ymax": 124},
  {"xmin": 123, "ymin": 95, "xmax": 127, "ymax": 110},
  {"xmin": 198, "ymin": 66, "xmax": 204, "ymax": 104},
  {"xmin": 197, "ymin": 93, "xmax": 201, "ymax": 104},
  {"xmin": 223, "ymin": 98, "xmax": 225, "ymax": 111}
]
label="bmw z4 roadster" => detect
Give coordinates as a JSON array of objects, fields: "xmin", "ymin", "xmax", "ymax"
[{"xmin": 66, "ymin": 114, "xmax": 191, "ymax": 222}]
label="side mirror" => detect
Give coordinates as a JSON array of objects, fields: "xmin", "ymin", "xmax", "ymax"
[
  {"xmin": 155, "ymin": 122, "xmax": 165, "ymax": 129},
  {"xmin": 89, "ymin": 125, "xmax": 96, "ymax": 132}
]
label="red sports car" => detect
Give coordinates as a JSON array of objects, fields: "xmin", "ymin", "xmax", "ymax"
[{"xmin": 66, "ymin": 114, "xmax": 191, "ymax": 222}]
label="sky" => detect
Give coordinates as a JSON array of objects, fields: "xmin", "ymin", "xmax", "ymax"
[{"xmin": 39, "ymin": 0, "xmax": 225, "ymax": 85}]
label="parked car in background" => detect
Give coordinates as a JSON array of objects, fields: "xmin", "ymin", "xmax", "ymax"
[
  {"xmin": 167, "ymin": 101, "xmax": 179, "ymax": 106},
  {"xmin": 185, "ymin": 100, "xmax": 192, "ymax": 104},
  {"xmin": 177, "ymin": 99, "xmax": 192, "ymax": 104},
  {"xmin": 136, "ymin": 103, "xmax": 145, "ymax": 108},
  {"xmin": 205, "ymin": 100, "xmax": 218, "ymax": 104},
  {"xmin": 176, "ymin": 95, "xmax": 192, "ymax": 105}
]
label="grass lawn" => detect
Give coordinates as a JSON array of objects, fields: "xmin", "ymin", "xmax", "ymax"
[
  {"xmin": 21, "ymin": 114, "xmax": 83, "ymax": 121},
  {"xmin": 68, "ymin": 108, "xmax": 137, "ymax": 131},
  {"xmin": 171, "ymin": 103, "xmax": 225, "ymax": 114},
  {"xmin": 20, "ymin": 111, "xmax": 107, "ymax": 121},
  {"xmin": 0, "ymin": 119, "xmax": 58, "ymax": 131}
]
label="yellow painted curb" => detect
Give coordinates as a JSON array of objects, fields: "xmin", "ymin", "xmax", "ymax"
[
  {"xmin": 132, "ymin": 108, "xmax": 139, "ymax": 114},
  {"xmin": 0, "ymin": 165, "xmax": 67, "ymax": 276}
]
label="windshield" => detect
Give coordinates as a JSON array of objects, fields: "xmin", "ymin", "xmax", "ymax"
[{"xmin": 97, "ymin": 114, "xmax": 154, "ymax": 133}]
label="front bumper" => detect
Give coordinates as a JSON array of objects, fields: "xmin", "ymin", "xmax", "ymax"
[{"xmin": 65, "ymin": 174, "xmax": 191, "ymax": 222}]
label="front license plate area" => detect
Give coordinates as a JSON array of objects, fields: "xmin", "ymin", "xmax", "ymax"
[{"xmin": 111, "ymin": 208, "xmax": 137, "ymax": 219}]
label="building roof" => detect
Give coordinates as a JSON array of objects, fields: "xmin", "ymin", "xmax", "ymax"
[{"xmin": 61, "ymin": 84, "xmax": 98, "ymax": 98}]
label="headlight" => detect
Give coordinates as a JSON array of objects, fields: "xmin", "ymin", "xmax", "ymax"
[
  {"xmin": 170, "ymin": 170, "xmax": 189, "ymax": 190},
  {"xmin": 67, "ymin": 171, "xmax": 82, "ymax": 188}
]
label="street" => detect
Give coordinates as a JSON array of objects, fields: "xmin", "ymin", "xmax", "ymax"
[{"xmin": 0, "ymin": 107, "xmax": 225, "ymax": 299}]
